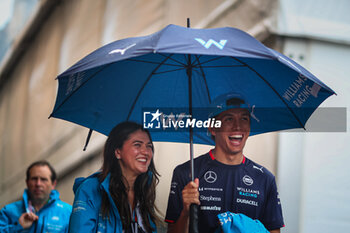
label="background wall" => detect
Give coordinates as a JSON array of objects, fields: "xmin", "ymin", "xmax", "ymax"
[{"xmin": 276, "ymin": 0, "xmax": 350, "ymax": 232}]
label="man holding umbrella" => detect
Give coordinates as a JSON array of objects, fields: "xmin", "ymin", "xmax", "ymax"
[{"xmin": 165, "ymin": 93, "xmax": 284, "ymax": 233}]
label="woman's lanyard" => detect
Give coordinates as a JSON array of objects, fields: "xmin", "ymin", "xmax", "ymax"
[
  {"xmin": 130, "ymin": 208, "xmax": 138, "ymax": 233},
  {"xmin": 128, "ymin": 205, "xmax": 146, "ymax": 233}
]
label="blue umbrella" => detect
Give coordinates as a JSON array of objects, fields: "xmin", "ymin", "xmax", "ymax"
[
  {"xmin": 50, "ymin": 24, "xmax": 334, "ymax": 141},
  {"xmin": 50, "ymin": 23, "xmax": 335, "ymax": 232},
  {"xmin": 50, "ymin": 21, "xmax": 335, "ymax": 181}
]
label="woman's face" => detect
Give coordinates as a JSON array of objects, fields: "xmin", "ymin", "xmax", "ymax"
[{"xmin": 115, "ymin": 130, "xmax": 153, "ymax": 179}]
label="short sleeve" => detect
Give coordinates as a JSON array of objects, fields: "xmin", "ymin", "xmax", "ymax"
[
  {"xmin": 165, "ymin": 166, "xmax": 188, "ymax": 223},
  {"xmin": 261, "ymin": 178, "xmax": 284, "ymax": 231}
]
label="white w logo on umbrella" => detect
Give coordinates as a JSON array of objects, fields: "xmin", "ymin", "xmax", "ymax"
[{"xmin": 195, "ymin": 38, "xmax": 227, "ymax": 49}]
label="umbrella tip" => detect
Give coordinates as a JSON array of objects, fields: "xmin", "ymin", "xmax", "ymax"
[
  {"xmin": 187, "ymin": 18, "xmax": 190, "ymax": 28},
  {"xmin": 83, "ymin": 129, "xmax": 93, "ymax": 151}
]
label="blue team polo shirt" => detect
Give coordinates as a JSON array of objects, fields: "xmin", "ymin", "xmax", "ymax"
[{"xmin": 165, "ymin": 151, "xmax": 284, "ymax": 232}]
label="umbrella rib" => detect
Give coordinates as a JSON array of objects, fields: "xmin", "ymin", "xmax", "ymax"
[
  {"xmin": 153, "ymin": 67, "xmax": 186, "ymax": 75},
  {"xmin": 158, "ymin": 53, "xmax": 187, "ymax": 66},
  {"xmin": 231, "ymin": 57, "xmax": 306, "ymax": 129},
  {"xmin": 127, "ymin": 54, "xmax": 174, "ymax": 120},
  {"xmin": 194, "ymin": 55, "xmax": 212, "ymax": 103},
  {"xmin": 127, "ymin": 58, "xmax": 184, "ymax": 67},
  {"xmin": 192, "ymin": 56, "xmax": 225, "ymax": 66},
  {"xmin": 197, "ymin": 65, "xmax": 246, "ymax": 68}
]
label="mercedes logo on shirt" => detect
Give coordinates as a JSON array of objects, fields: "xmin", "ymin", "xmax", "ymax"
[{"xmin": 204, "ymin": 171, "xmax": 217, "ymax": 183}]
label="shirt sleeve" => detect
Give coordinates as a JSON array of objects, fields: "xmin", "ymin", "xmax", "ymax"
[
  {"xmin": 68, "ymin": 181, "xmax": 100, "ymax": 233},
  {"xmin": 261, "ymin": 178, "xmax": 284, "ymax": 231},
  {"xmin": 0, "ymin": 206, "xmax": 24, "ymax": 233},
  {"xmin": 165, "ymin": 166, "xmax": 188, "ymax": 223}
]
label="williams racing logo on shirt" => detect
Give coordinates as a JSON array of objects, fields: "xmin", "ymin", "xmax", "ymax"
[
  {"xmin": 237, "ymin": 187, "xmax": 260, "ymax": 198},
  {"xmin": 236, "ymin": 187, "xmax": 260, "ymax": 207}
]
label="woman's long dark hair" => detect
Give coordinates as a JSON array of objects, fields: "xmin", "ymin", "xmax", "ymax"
[{"xmin": 99, "ymin": 122, "xmax": 160, "ymax": 232}]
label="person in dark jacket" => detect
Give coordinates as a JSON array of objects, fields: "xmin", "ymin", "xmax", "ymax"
[
  {"xmin": 69, "ymin": 121, "xmax": 160, "ymax": 233},
  {"xmin": 0, "ymin": 160, "xmax": 72, "ymax": 232}
]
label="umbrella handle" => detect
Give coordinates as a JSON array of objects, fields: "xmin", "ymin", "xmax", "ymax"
[{"xmin": 189, "ymin": 204, "xmax": 199, "ymax": 233}]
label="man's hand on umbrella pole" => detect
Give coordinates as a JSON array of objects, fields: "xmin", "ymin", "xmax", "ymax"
[{"xmin": 182, "ymin": 178, "xmax": 200, "ymax": 214}]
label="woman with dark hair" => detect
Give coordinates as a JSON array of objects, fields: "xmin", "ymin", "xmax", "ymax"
[{"xmin": 69, "ymin": 122, "xmax": 160, "ymax": 233}]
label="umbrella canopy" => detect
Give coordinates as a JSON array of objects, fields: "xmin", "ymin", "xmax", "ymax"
[{"xmin": 50, "ymin": 24, "xmax": 335, "ymax": 146}]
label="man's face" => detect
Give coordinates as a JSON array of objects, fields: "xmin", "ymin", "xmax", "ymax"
[
  {"xmin": 26, "ymin": 165, "xmax": 56, "ymax": 204},
  {"xmin": 210, "ymin": 108, "xmax": 250, "ymax": 156}
]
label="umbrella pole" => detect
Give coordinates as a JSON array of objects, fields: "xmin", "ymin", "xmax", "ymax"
[
  {"xmin": 187, "ymin": 17, "xmax": 199, "ymax": 233},
  {"xmin": 188, "ymin": 58, "xmax": 194, "ymax": 181},
  {"xmin": 186, "ymin": 16, "xmax": 195, "ymax": 184}
]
